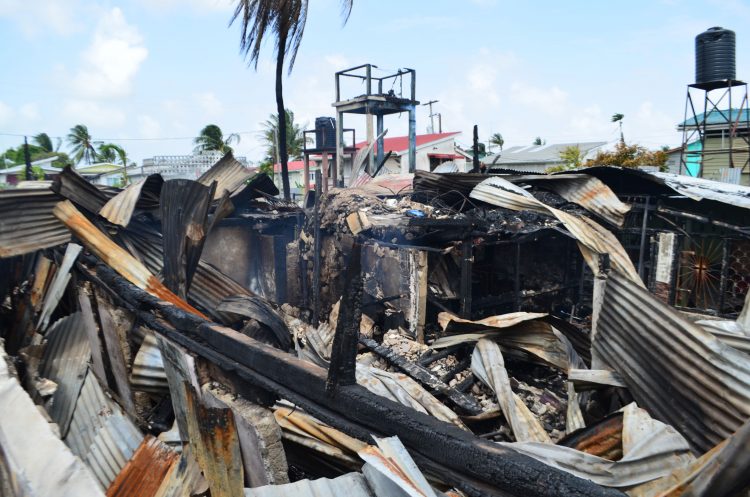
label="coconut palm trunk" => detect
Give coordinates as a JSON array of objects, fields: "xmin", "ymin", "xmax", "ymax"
[{"xmin": 276, "ymin": 30, "xmax": 291, "ymax": 201}]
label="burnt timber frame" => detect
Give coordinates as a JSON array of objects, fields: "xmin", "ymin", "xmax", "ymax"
[{"xmin": 83, "ymin": 257, "xmax": 622, "ymax": 497}]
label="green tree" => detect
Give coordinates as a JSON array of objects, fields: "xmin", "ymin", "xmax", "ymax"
[
  {"xmin": 67, "ymin": 124, "xmax": 98, "ymax": 165},
  {"xmin": 193, "ymin": 124, "xmax": 240, "ymax": 154},
  {"xmin": 533, "ymin": 136, "xmax": 545, "ymax": 146},
  {"xmin": 584, "ymin": 141, "xmax": 667, "ymax": 170},
  {"xmin": 99, "ymin": 143, "xmax": 131, "ymax": 185},
  {"xmin": 33, "ymin": 133, "xmax": 61, "ymax": 153},
  {"xmin": 489, "ymin": 132, "xmax": 504, "ymax": 152},
  {"xmin": 260, "ymin": 109, "xmax": 308, "ymax": 162},
  {"xmin": 230, "ymin": 0, "xmax": 353, "ymax": 200}
]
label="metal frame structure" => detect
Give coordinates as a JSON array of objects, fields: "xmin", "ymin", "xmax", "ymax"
[
  {"xmin": 679, "ymin": 80, "xmax": 750, "ymax": 179},
  {"xmin": 333, "ymin": 64, "xmax": 418, "ymax": 182}
]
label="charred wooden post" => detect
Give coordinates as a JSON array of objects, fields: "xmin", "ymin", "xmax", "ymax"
[
  {"xmin": 472, "ymin": 125, "xmax": 480, "ymax": 173},
  {"xmin": 312, "ymin": 170, "xmax": 322, "ymax": 324},
  {"xmin": 460, "ymin": 239, "xmax": 473, "ymax": 318},
  {"xmin": 359, "ymin": 336, "xmax": 482, "ymax": 415},
  {"xmin": 326, "ymin": 241, "xmax": 363, "ymax": 394},
  {"xmin": 86, "ymin": 259, "xmax": 624, "ymax": 497},
  {"xmin": 514, "ymin": 242, "xmax": 522, "ymax": 311},
  {"xmin": 637, "ymin": 196, "xmax": 650, "ymax": 279}
]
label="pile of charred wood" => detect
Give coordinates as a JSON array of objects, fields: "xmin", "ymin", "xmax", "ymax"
[{"xmin": 0, "ymin": 154, "xmax": 749, "ymax": 497}]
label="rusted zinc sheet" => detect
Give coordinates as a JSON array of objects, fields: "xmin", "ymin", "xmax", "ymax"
[
  {"xmin": 244, "ymin": 473, "xmax": 374, "ymax": 497},
  {"xmin": 53, "ymin": 200, "xmax": 207, "ymax": 318},
  {"xmin": 514, "ymin": 174, "xmax": 631, "ymax": 227},
  {"xmin": 593, "ymin": 270, "xmax": 750, "ymax": 453},
  {"xmin": 99, "ymin": 175, "xmax": 164, "ymax": 227},
  {"xmin": 0, "ymin": 341, "xmax": 104, "ymax": 497},
  {"xmin": 471, "ymin": 339, "xmax": 551, "ymax": 443},
  {"xmin": 558, "ymin": 413, "xmax": 624, "ymax": 460},
  {"xmin": 106, "ymin": 436, "xmax": 180, "ymax": 497},
  {"xmin": 470, "ymin": 176, "xmax": 642, "ymax": 283},
  {"xmin": 0, "ymin": 189, "xmax": 71, "ymax": 258},
  {"xmin": 41, "ymin": 312, "xmax": 91, "ymax": 436},
  {"xmin": 85, "ymin": 413, "xmax": 144, "ymax": 489},
  {"xmin": 184, "ymin": 384, "xmax": 245, "ymax": 497},
  {"xmin": 197, "ymin": 151, "xmax": 254, "ymax": 199}
]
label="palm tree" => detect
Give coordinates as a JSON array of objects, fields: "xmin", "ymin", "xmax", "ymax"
[
  {"xmin": 489, "ymin": 132, "xmax": 504, "ymax": 152},
  {"xmin": 193, "ymin": 124, "xmax": 240, "ymax": 154},
  {"xmin": 33, "ymin": 133, "xmax": 56, "ymax": 153},
  {"xmin": 99, "ymin": 143, "xmax": 131, "ymax": 185},
  {"xmin": 260, "ymin": 109, "xmax": 308, "ymax": 162},
  {"xmin": 67, "ymin": 124, "xmax": 98, "ymax": 165},
  {"xmin": 611, "ymin": 113, "xmax": 625, "ymax": 144},
  {"xmin": 230, "ymin": 0, "xmax": 353, "ymax": 200}
]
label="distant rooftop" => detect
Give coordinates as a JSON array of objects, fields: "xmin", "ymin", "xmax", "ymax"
[
  {"xmin": 354, "ymin": 132, "xmax": 461, "ymax": 155},
  {"xmin": 678, "ymin": 108, "xmax": 750, "ymax": 129},
  {"xmin": 484, "ymin": 142, "xmax": 607, "ymax": 166}
]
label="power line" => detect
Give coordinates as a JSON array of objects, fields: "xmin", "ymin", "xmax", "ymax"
[{"xmin": 0, "ymin": 130, "xmax": 263, "ymax": 142}]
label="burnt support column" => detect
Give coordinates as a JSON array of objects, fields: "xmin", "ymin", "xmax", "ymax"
[
  {"xmin": 312, "ymin": 171, "xmax": 322, "ymax": 324},
  {"xmin": 637, "ymin": 196, "xmax": 650, "ymax": 279},
  {"xmin": 460, "ymin": 239, "xmax": 473, "ymax": 318},
  {"xmin": 653, "ymin": 232, "xmax": 678, "ymax": 304}
]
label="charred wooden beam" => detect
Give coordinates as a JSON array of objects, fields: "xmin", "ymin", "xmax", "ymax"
[
  {"xmin": 359, "ymin": 336, "xmax": 482, "ymax": 415},
  {"xmin": 86, "ymin": 258, "xmax": 624, "ymax": 497},
  {"xmin": 326, "ymin": 241, "xmax": 363, "ymax": 393}
]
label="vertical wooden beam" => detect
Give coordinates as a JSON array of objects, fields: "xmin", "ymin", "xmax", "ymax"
[
  {"xmin": 408, "ymin": 105, "xmax": 417, "ymax": 173},
  {"xmin": 460, "ymin": 239, "xmax": 473, "ymax": 318},
  {"xmin": 303, "ymin": 153, "xmax": 310, "ymax": 195},
  {"xmin": 321, "ymin": 151, "xmax": 329, "ymax": 194}
]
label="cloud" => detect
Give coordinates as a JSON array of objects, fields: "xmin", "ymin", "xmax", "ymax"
[
  {"xmin": 510, "ymin": 83, "xmax": 569, "ymax": 115},
  {"xmin": 19, "ymin": 103, "xmax": 39, "ymax": 121},
  {"xmin": 138, "ymin": 0, "xmax": 234, "ymax": 13},
  {"xmin": 0, "ymin": 101, "xmax": 13, "ymax": 126},
  {"xmin": 195, "ymin": 92, "xmax": 224, "ymax": 116},
  {"xmin": 72, "ymin": 8, "xmax": 148, "ymax": 99},
  {"xmin": 63, "ymin": 100, "xmax": 126, "ymax": 128},
  {"xmin": 137, "ymin": 115, "xmax": 162, "ymax": 139},
  {"xmin": 0, "ymin": 0, "xmax": 82, "ymax": 37}
]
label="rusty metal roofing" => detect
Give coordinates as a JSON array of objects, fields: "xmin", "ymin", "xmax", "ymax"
[
  {"xmin": 52, "ymin": 166, "xmax": 112, "ymax": 214},
  {"xmin": 99, "ymin": 175, "xmax": 164, "ymax": 227},
  {"xmin": 197, "ymin": 151, "xmax": 255, "ymax": 200},
  {"xmin": 0, "ymin": 189, "xmax": 71, "ymax": 258},
  {"xmin": 41, "ymin": 312, "xmax": 91, "ymax": 437},
  {"xmin": 515, "ymin": 174, "xmax": 631, "ymax": 227},
  {"xmin": 0, "ymin": 341, "xmax": 104, "ymax": 497},
  {"xmin": 470, "ymin": 177, "xmax": 642, "ymax": 283},
  {"xmin": 593, "ymin": 270, "xmax": 750, "ymax": 453},
  {"xmin": 358, "ymin": 436, "xmax": 438, "ymax": 497},
  {"xmin": 105, "ymin": 435, "xmax": 180, "ymax": 497},
  {"xmin": 85, "ymin": 413, "xmax": 144, "ymax": 489}
]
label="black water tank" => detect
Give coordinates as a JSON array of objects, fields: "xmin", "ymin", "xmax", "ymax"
[
  {"xmin": 696, "ymin": 27, "xmax": 736, "ymax": 84},
  {"xmin": 314, "ymin": 117, "xmax": 336, "ymax": 150}
]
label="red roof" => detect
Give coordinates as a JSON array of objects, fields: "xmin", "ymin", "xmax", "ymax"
[
  {"xmin": 354, "ymin": 132, "xmax": 460, "ymax": 154},
  {"xmin": 273, "ymin": 160, "xmax": 306, "ymax": 173}
]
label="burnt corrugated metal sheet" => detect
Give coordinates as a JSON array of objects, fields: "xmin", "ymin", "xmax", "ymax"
[
  {"xmin": 37, "ymin": 242, "xmax": 82, "ymax": 331},
  {"xmin": 66, "ymin": 368, "xmax": 122, "ymax": 458},
  {"xmin": 99, "ymin": 175, "xmax": 164, "ymax": 227},
  {"xmin": 197, "ymin": 151, "xmax": 255, "ymax": 200},
  {"xmin": 131, "ymin": 333, "xmax": 169, "ymax": 393},
  {"xmin": 85, "ymin": 413, "xmax": 144, "ymax": 489},
  {"xmin": 517, "ymin": 174, "xmax": 631, "ymax": 227},
  {"xmin": 41, "ymin": 312, "xmax": 91, "ymax": 437},
  {"xmin": 52, "ymin": 166, "xmax": 112, "ymax": 214},
  {"xmin": 0, "ymin": 189, "xmax": 71, "ymax": 258},
  {"xmin": 593, "ymin": 270, "xmax": 750, "ymax": 453},
  {"xmin": 106, "ymin": 436, "xmax": 180, "ymax": 497},
  {"xmin": 470, "ymin": 177, "xmax": 642, "ymax": 283},
  {"xmin": 0, "ymin": 341, "xmax": 104, "ymax": 497},
  {"xmin": 244, "ymin": 473, "xmax": 374, "ymax": 497}
]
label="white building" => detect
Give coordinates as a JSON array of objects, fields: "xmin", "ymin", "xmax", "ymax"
[
  {"xmin": 355, "ymin": 132, "xmax": 466, "ymax": 174},
  {"xmin": 131, "ymin": 151, "xmax": 250, "ymax": 182},
  {"xmin": 483, "ymin": 142, "xmax": 607, "ymax": 173}
]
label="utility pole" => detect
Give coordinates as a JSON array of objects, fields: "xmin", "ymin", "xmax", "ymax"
[
  {"xmin": 23, "ymin": 136, "xmax": 32, "ymax": 180},
  {"xmin": 423, "ymin": 100, "xmax": 439, "ymax": 133},
  {"xmin": 436, "ymin": 113, "xmax": 442, "ymax": 133},
  {"xmin": 472, "ymin": 125, "xmax": 480, "ymax": 173}
]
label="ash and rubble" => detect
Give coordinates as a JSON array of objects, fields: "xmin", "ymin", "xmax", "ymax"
[{"xmin": 0, "ymin": 154, "xmax": 749, "ymax": 497}]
